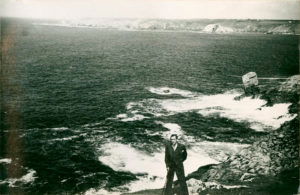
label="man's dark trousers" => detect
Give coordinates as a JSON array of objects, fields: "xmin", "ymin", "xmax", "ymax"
[
  {"xmin": 164, "ymin": 143, "xmax": 189, "ymax": 195},
  {"xmin": 165, "ymin": 164, "xmax": 189, "ymax": 195}
]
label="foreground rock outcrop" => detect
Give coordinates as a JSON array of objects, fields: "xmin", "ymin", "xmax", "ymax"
[
  {"xmin": 187, "ymin": 118, "xmax": 298, "ymax": 179},
  {"xmin": 261, "ymin": 75, "xmax": 300, "ymax": 113},
  {"xmin": 185, "ymin": 75, "xmax": 299, "ymax": 194}
]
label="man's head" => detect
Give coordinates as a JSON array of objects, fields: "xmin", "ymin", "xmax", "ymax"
[{"xmin": 170, "ymin": 134, "xmax": 178, "ymax": 145}]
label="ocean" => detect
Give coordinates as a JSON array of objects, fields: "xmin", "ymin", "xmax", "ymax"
[{"xmin": 0, "ymin": 19, "xmax": 299, "ymax": 194}]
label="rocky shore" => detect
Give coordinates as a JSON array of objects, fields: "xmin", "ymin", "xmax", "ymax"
[
  {"xmin": 186, "ymin": 118, "xmax": 298, "ymax": 194},
  {"xmin": 124, "ymin": 75, "xmax": 299, "ymax": 195}
]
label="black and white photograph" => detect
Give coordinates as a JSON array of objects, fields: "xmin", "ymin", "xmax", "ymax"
[{"xmin": 1, "ymin": 0, "xmax": 299, "ymax": 194}]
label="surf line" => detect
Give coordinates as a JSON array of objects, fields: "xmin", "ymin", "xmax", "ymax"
[{"xmin": 228, "ymin": 75, "xmax": 288, "ymax": 80}]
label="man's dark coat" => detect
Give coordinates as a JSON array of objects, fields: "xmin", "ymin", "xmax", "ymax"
[
  {"xmin": 165, "ymin": 143, "xmax": 187, "ymax": 168},
  {"xmin": 164, "ymin": 142, "xmax": 189, "ymax": 195}
]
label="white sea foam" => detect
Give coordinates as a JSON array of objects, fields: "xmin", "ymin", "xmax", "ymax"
[
  {"xmin": 50, "ymin": 127, "xmax": 69, "ymax": 131},
  {"xmin": 97, "ymin": 140, "xmax": 248, "ymax": 193},
  {"xmin": 0, "ymin": 158, "xmax": 12, "ymax": 164},
  {"xmin": 194, "ymin": 93, "xmax": 295, "ymax": 130},
  {"xmin": 19, "ymin": 169, "xmax": 36, "ymax": 184},
  {"xmin": 49, "ymin": 133, "xmax": 87, "ymax": 142},
  {"xmin": 99, "ymin": 142, "xmax": 165, "ymax": 176},
  {"xmin": 82, "ymin": 122, "xmax": 103, "ymax": 127},
  {"xmin": 85, "ymin": 188, "xmax": 121, "ymax": 195},
  {"xmin": 0, "ymin": 169, "xmax": 37, "ymax": 187},
  {"xmin": 125, "ymin": 88, "xmax": 295, "ymax": 131},
  {"xmin": 98, "ymin": 87, "xmax": 294, "ymax": 194},
  {"xmin": 94, "ymin": 118, "xmax": 249, "ymax": 194},
  {"xmin": 223, "ymin": 184, "xmax": 248, "ymax": 189},
  {"xmin": 147, "ymin": 87, "xmax": 197, "ymax": 97},
  {"xmin": 98, "ymin": 142, "xmax": 167, "ymax": 192},
  {"xmin": 154, "ymin": 121, "xmax": 248, "ymax": 157},
  {"xmin": 155, "ymin": 121, "xmax": 196, "ymax": 143},
  {"xmin": 156, "ymin": 122, "xmax": 184, "ymax": 138},
  {"xmin": 97, "ymin": 140, "xmax": 233, "ymax": 193},
  {"xmin": 115, "ymin": 113, "xmax": 148, "ymax": 122},
  {"xmin": 95, "ymin": 127, "xmax": 249, "ymax": 194}
]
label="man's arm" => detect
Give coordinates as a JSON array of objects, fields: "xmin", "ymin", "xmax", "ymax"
[
  {"xmin": 165, "ymin": 144, "xmax": 171, "ymax": 168},
  {"xmin": 181, "ymin": 145, "xmax": 187, "ymax": 162}
]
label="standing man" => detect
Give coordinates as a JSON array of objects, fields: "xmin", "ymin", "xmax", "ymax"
[{"xmin": 164, "ymin": 134, "xmax": 189, "ymax": 195}]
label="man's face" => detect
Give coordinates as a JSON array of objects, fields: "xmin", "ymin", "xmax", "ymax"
[{"xmin": 170, "ymin": 136, "xmax": 177, "ymax": 145}]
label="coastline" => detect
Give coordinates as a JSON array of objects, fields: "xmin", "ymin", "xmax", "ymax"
[
  {"xmin": 33, "ymin": 22, "xmax": 299, "ymax": 36},
  {"xmin": 121, "ymin": 75, "xmax": 300, "ymax": 195}
]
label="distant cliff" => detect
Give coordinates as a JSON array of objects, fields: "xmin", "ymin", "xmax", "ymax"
[{"xmin": 36, "ymin": 18, "xmax": 300, "ymax": 35}]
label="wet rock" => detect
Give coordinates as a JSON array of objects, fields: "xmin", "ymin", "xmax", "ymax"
[
  {"xmin": 188, "ymin": 180, "xmax": 224, "ymax": 192},
  {"xmin": 182, "ymin": 76, "xmax": 299, "ymax": 194},
  {"xmin": 240, "ymin": 173, "xmax": 256, "ymax": 182},
  {"xmin": 260, "ymin": 75, "xmax": 299, "ymax": 113},
  {"xmin": 187, "ymin": 117, "xmax": 298, "ymax": 193},
  {"xmin": 279, "ymin": 75, "xmax": 300, "ymax": 94},
  {"xmin": 187, "ymin": 179, "xmax": 228, "ymax": 194},
  {"xmin": 242, "ymin": 72, "xmax": 260, "ymax": 96}
]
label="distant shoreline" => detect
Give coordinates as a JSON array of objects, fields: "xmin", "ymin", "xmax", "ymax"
[
  {"xmin": 33, "ymin": 22, "xmax": 299, "ymax": 36},
  {"xmin": 2, "ymin": 16, "xmax": 299, "ymax": 35}
]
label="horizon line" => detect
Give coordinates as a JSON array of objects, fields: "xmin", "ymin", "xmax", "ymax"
[{"xmin": 2, "ymin": 16, "xmax": 300, "ymax": 21}]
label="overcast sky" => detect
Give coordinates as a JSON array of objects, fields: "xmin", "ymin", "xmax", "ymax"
[{"xmin": 1, "ymin": 0, "xmax": 300, "ymax": 20}]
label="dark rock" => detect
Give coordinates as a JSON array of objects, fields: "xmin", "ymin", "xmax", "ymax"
[
  {"xmin": 242, "ymin": 72, "xmax": 260, "ymax": 97},
  {"xmin": 279, "ymin": 75, "xmax": 300, "ymax": 94},
  {"xmin": 186, "ymin": 116, "xmax": 298, "ymax": 194},
  {"xmin": 260, "ymin": 75, "xmax": 299, "ymax": 113},
  {"xmin": 240, "ymin": 173, "xmax": 256, "ymax": 182}
]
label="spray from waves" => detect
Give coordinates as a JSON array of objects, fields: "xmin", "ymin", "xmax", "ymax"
[
  {"xmin": 146, "ymin": 87, "xmax": 198, "ymax": 97},
  {"xmin": 116, "ymin": 87, "xmax": 295, "ymax": 131},
  {"xmin": 94, "ymin": 122, "xmax": 248, "ymax": 194},
  {"xmin": 0, "ymin": 169, "xmax": 37, "ymax": 187},
  {"xmin": 48, "ymin": 133, "xmax": 88, "ymax": 142},
  {"xmin": 89, "ymin": 87, "xmax": 293, "ymax": 193},
  {"xmin": 115, "ymin": 113, "xmax": 149, "ymax": 122},
  {"xmin": 154, "ymin": 121, "xmax": 198, "ymax": 144},
  {"xmin": 156, "ymin": 122, "xmax": 185, "ymax": 138},
  {"xmin": 85, "ymin": 188, "xmax": 121, "ymax": 195},
  {"xmin": 96, "ymin": 141, "xmax": 247, "ymax": 194},
  {"xmin": 0, "ymin": 158, "xmax": 12, "ymax": 164},
  {"xmin": 97, "ymin": 142, "xmax": 219, "ymax": 193},
  {"xmin": 98, "ymin": 142, "xmax": 166, "ymax": 191},
  {"xmin": 156, "ymin": 121, "xmax": 249, "ymax": 162}
]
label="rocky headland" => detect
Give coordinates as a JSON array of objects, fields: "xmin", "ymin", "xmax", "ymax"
[
  {"xmin": 124, "ymin": 75, "xmax": 299, "ymax": 195},
  {"xmin": 185, "ymin": 75, "xmax": 299, "ymax": 195}
]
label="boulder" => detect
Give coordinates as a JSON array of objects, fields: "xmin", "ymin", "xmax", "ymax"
[{"xmin": 242, "ymin": 72, "xmax": 260, "ymax": 95}]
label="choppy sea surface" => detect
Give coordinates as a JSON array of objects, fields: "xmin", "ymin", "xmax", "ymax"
[{"xmin": 1, "ymin": 21, "xmax": 299, "ymax": 194}]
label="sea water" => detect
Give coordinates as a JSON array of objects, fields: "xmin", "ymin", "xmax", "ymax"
[{"xmin": 1, "ymin": 20, "xmax": 299, "ymax": 194}]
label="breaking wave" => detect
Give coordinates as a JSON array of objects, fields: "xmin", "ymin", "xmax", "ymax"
[
  {"xmin": 96, "ymin": 120, "xmax": 248, "ymax": 193},
  {"xmin": 116, "ymin": 87, "xmax": 295, "ymax": 131},
  {"xmin": 0, "ymin": 158, "xmax": 12, "ymax": 164},
  {"xmin": 0, "ymin": 169, "xmax": 37, "ymax": 187},
  {"xmin": 146, "ymin": 87, "xmax": 198, "ymax": 97}
]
